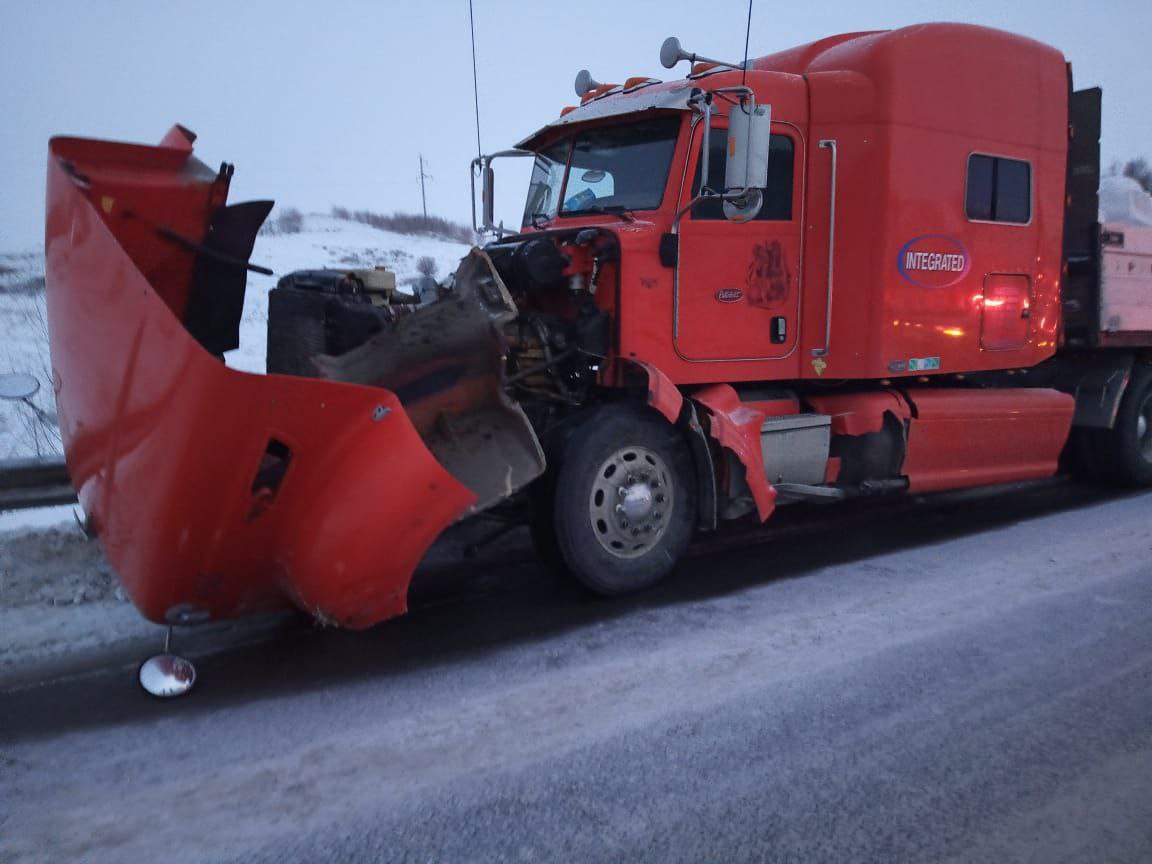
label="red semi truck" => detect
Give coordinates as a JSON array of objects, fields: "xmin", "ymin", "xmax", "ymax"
[{"xmin": 45, "ymin": 23, "xmax": 1152, "ymax": 639}]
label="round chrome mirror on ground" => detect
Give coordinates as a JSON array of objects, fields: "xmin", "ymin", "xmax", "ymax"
[
  {"xmin": 0, "ymin": 372, "xmax": 40, "ymax": 401},
  {"xmin": 139, "ymin": 654, "xmax": 197, "ymax": 698}
]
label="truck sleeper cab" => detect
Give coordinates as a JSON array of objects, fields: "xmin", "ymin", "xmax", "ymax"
[{"xmin": 466, "ymin": 22, "xmax": 1151, "ymax": 593}]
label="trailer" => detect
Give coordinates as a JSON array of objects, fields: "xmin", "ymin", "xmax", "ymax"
[{"xmin": 43, "ymin": 23, "xmax": 1151, "ymax": 690}]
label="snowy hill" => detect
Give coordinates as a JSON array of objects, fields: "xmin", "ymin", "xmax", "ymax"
[
  {"xmin": 0, "ymin": 213, "xmax": 473, "ymax": 461},
  {"xmin": 230, "ymin": 213, "xmax": 472, "ymax": 373}
]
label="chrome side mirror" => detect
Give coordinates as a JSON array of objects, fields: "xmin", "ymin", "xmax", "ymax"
[
  {"xmin": 471, "ymin": 150, "xmax": 534, "ymax": 237},
  {"xmin": 482, "ymin": 163, "xmax": 496, "ymax": 230},
  {"xmin": 723, "ymin": 99, "xmax": 771, "ymax": 221},
  {"xmin": 723, "ymin": 188, "xmax": 765, "ymax": 223}
]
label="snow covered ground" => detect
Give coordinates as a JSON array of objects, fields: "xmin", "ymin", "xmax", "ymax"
[
  {"xmin": 0, "ymin": 253, "xmax": 55, "ymax": 461},
  {"xmin": 0, "ymin": 214, "xmax": 471, "ymax": 673}
]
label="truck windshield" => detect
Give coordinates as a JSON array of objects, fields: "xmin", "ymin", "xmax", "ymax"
[{"xmin": 522, "ymin": 115, "xmax": 681, "ymax": 226}]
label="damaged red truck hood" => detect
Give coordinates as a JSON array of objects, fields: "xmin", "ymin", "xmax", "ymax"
[{"xmin": 44, "ymin": 127, "xmax": 486, "ymax": 628}]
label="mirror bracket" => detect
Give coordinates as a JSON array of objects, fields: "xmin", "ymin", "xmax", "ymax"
[{"xmin": 471, "ymin": 150, "xmax": 534, "ymax": 238}]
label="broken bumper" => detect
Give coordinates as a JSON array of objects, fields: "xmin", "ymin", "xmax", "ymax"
[{"xmin": 45, "ymin": 132, "xmax": 476, "ymax": 628}]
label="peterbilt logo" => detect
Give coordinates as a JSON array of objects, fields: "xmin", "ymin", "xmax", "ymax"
[
  {"xmin": 897, "ymin": 235, "xmax": 971, "ymax": 288},
  {"xmin": 715, "ymin": 288, "xmax": 743, "ymax": 303}
]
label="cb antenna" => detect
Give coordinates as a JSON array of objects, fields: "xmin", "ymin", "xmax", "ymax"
[
  {"xmin": 741, "ymin": 0, "xmax": 753, "ymax": 86},
  {"xmin": 468, "ymin": 0, "xmax": 482, "ymax": 160}
]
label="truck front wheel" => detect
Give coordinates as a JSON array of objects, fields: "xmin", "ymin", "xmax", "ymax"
[
  {"xmin": 550, "ymin": 404, "xmax": 696, "ymax": 595},
  {"xmin": 1107, "ymin": 365, "xmax": 1152, "ymax": 486}
]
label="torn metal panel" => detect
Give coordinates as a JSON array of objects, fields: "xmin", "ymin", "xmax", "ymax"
[
  {"xmin": 691, "ymin": 383, "xmax": 777, "ymax": 521},
  {"xmin": 627, "ymin": 358, "xmax": 684, "ymax": 424},
  {"xmin": 806, "ymin": 390, "xmax": 912, "ymax": 436},
  {"xmin": 314, "ymin": 249, "xmax": 546, "ymax": 514},
  {"xmin": 516, "ymin": 82, "xmax": 698, "ymax": 150}
]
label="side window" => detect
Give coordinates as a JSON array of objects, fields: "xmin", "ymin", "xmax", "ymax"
[
  {"xmin": 691, "ymin": 130, "xmax": 794, "ymax": 221},
  {"xmin": 966, "ymin": 154, "xmax": 1031, "ymax": 223}
]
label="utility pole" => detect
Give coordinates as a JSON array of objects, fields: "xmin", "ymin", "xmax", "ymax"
[{"xmin": 419, "ymin": 154, "xmax": 431, "ymax": 219}]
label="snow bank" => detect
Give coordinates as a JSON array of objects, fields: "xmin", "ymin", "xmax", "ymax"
[
  {"xmin": 0, "ymin": 520, "xmax": 153, "ymax": 680},
  {"xmin": 0, "ymin": 253, "xmax": 57, "ymax": 460},
  {"xmin": 1099, "ymin": 175, "xmax": 1152, "ymax": 227}
]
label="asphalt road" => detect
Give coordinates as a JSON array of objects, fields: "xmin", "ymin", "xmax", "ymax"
[{"xmin": 2, "ymin": 481, "xmax": 1151, "ymax": 863}]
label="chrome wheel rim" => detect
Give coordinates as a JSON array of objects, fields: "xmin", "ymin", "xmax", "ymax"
[
  {"xmin": 589, "ymin": 445, "xmax": 674, "ymax": 559},
  {"xmin": 1138, "ymin": 392, "xmax": 1152, "ymax": 463}
]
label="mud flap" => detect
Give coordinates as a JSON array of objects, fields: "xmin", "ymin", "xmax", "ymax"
[{"xmin": 690, "ymin": 384, "xmax": 777, "ymax": 521}]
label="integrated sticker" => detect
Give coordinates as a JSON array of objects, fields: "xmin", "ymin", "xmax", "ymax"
[
  {"xmin": 715, "ymin": 288, "xmax": 743, "ymax": 303},
  {"xmin": 897, "ymin": 235, "xmax": 971, "ymax": 288}
]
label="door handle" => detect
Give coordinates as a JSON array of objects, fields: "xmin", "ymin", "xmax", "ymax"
[{"xmin": 771, "ymin": 316, "xmax": 787, "ymax": 344}]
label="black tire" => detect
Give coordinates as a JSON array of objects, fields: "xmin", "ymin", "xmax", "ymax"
[
  {"xmin": 549, "ymin": 404, "xmax": 696, "ymax": 595},
  {"xmin": 528, "ymin": 416, "xmax": 587, "ymax": 573},
  {"xmin": 1097, "ymin": 365, "xmax": 1152, "ymax": 487},
  {"xmin": 1061, "ymin": 426, "xmax": 1103, "ymax": 483}
]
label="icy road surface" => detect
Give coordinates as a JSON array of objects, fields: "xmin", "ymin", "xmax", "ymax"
[{"xmin": 2, "ymin": 482, "xmax": 1151, "ymax": 863}]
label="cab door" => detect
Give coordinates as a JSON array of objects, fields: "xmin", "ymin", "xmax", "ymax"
[{"xmin": 674, "ymin": 123, "xmax": 802, "ymax": 362}]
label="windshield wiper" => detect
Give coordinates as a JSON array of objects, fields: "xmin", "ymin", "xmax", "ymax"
[{"xmin": 566, "ymin": 205, "xmax": 635, "ymax": 223}]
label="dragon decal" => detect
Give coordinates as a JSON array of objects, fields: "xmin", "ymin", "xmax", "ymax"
[{"xmin": 746, "ymin": 240, "xmax": 791, "ymax": 309}]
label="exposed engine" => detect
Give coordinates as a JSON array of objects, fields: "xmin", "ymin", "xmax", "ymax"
[
  {"xmin": 266, "ymin": 267, "xmax": 428, "ymax": 377},
  {"xmin": 266, "ymin": 230, "xmax": 617, "ymax": 427},
  {"xmin": 485, "ymin": 230, "xmax": 617, "ymax": 414}
]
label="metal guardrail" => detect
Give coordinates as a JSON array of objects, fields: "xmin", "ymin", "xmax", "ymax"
[{"xmin": 0, "ymin": 456, "xmax": 77, "ymax": 510}]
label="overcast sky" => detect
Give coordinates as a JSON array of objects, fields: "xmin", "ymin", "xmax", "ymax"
[{"xmin": 2, "ymin": 0, "xmax": 1149, "ymax": 251}]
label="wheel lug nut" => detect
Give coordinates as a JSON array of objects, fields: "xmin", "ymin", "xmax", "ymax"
[
  {"xmin": 655, "ymin": 494, "xmax": 665, "ymax": 503},
  {"xmin": 621, "ymin": 520, "xmax": 629, "ymax": 529},
  {"xmin": 653, "ymin": 511, "xmax": 662, "ymax": 520},
  {"xmin": 615, "ymin": 504, "xmax": 625, "ymax": 513},
  {"xmin": 631, "ymin": 528, "xmax": 640, "ymax": 536},
  {"xmin": 618, "ymin": 486, "xmax": 628, "ymax": 497}
]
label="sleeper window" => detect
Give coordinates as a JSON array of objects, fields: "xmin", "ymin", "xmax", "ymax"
[{"xmin": 966, "ymin": 154, "xmax": 1031, "ymax": 224}]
